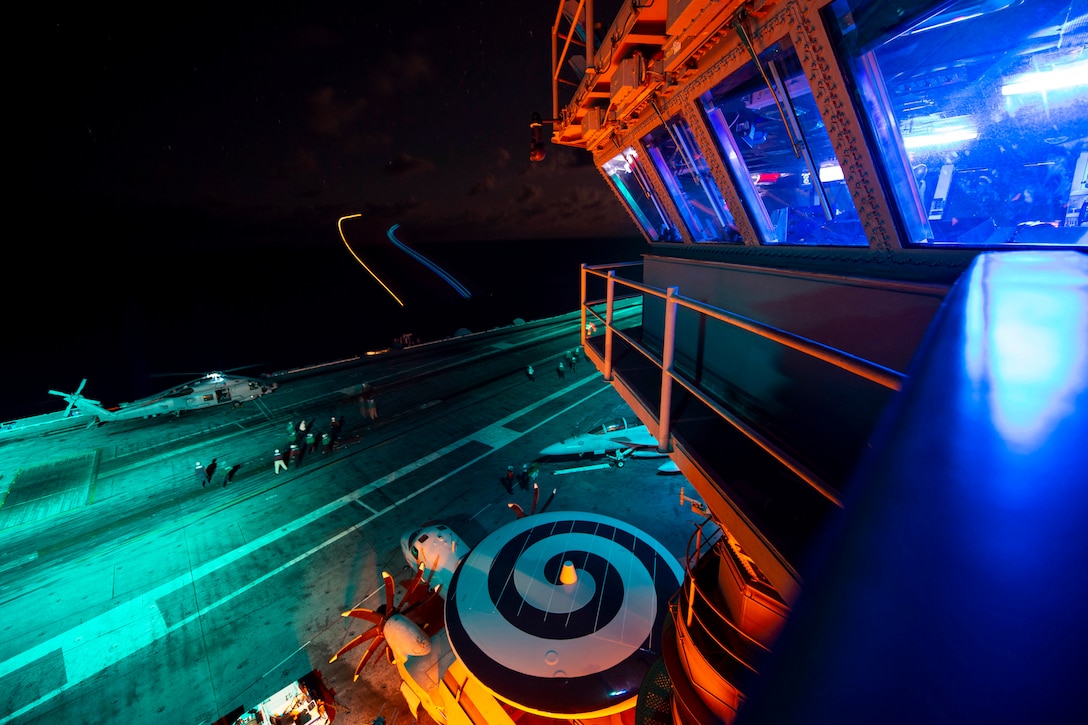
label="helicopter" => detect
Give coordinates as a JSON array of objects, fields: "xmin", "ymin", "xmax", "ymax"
[{"xmin": 47, "ymin": 372, "xmax": 278, "ymax": 423}]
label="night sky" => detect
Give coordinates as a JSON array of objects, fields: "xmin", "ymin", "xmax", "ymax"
[
  {"xmin": 17, "ymin": 1, "xmax": 635, "ymax": 243},
  {"xmin": 6, "ymin": 2, "xmax": 642, "ymax": 420}
]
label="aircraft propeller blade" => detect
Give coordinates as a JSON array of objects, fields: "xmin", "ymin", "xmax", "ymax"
[
  {"xmin": 425, "ymin": 556, "xmax": 439, "ymax": 588},
  {"xmin": 540, "ymin": 488, "xmax": 558, "ymax": 514},
  {"xmin": 382, "ymin": 571, "xmax": 396, "ymax": 614},
  {"xmin": 354, "ymin": 635, "xmax": 388, "ymax": 680},
  {"xmin": 530, "ymin": 483, "xmax": 540, "ymax": 514},
  {"xmin": 401, "ymin": 563, "xmax": 426, "ymax": 605},
  {"xmin": 400, "ymin": 585, "xmax": 441, "ymax": 617},
  {"xmin": 329, "ymin": 627, "xmax": 380, "ymax": 663},
  {"xmin": 508, "ymin": 502, "xmax": 526, "ymax": 519},
  {"xmin": 333, "ymin": 564, "xmax": 443, "ymax": 680},
  {"xmin": 343, "ymin": 608, "xmax": 384, "ymax": 625}
]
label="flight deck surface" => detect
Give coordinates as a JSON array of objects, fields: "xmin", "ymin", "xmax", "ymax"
[{"xmin": 0, "ymin": 310, "xmax": 699, "ymax": 725}]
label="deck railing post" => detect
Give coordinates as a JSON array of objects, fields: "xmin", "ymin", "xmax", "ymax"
[
  {"xmin": 658, "ymin": 286, "xmax": 678, "ymax": 452},
  {"xmin": 580, "ymin": 264, "xmax": 588, "ymax": 353},
  {"xmin": 603, "ymin": 270, "xmax": 615, "ymax": 381}
]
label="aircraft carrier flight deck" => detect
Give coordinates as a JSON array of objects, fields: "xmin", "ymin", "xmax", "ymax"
[{"xmin": 0, "ymin": 307, "xmax": 700, "ymax": 725}]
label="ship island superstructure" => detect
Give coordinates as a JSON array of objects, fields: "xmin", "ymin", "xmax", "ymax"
[{"xmin": 543, "ymin": 0, "xmax": 1088, "ymax": 722}]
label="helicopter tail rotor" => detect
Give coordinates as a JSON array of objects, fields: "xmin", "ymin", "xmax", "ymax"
[{"xmin": 47, "ymin": 378, "xmax": 105, "ymax": 419}]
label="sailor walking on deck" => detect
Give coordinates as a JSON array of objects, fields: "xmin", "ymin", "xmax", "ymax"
[
  {"xmin": 274, "ymin": 449, "xmax": 288, "ymax": 474},
  {"xmin": 196, "ymin": 461, "xmax": 208, "ymax": 488},
  {"xmin": 205, "ymin": 458, "xmax": 219, "ymax": 485},
  {"xmin": 557, "ymin": 360, "xmax": 566, "ymax": 380},
  {"xmin": 526, "ymin": 364, "xmax": 535, "ymax": 382}
]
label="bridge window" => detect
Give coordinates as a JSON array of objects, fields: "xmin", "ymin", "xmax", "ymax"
[
  {"xmin": 699, "ymin": 37, "xmax": 867, "ymax": 246},
  {"xmin": 828, "ymin": 0, "xmax": 1088, "ymax": 246},
  {"xmin": 602, "ymin": 147, "xmax": 678, "ymax": 242},
  {"xmin": 641, "ymin": 117, "xmax": 741, "ymax": 243}
]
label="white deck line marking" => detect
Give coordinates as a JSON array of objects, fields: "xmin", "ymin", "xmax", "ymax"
[
  {"xmin": 0, "ymin": 375, "xmax": 607, "ymax": 724},
  {"xmin": 355, "ymin": 499, "xmax": 380, "ymax": 514}
]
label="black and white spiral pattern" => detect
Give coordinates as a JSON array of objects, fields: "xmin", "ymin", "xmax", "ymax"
[{"xmin": 445, "ymin": 511, "xmax": 682, "ymax": 717}]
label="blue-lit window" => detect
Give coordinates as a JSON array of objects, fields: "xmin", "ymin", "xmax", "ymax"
[
  {"xmin": 699, "ymin": 37, "xmax": 867, "ymax": 246},
  {"xmin": 641, "ymin": 118, "xmax": 741, "ymax": 243},
  {"xmin": 602, "ymin": 147, "xmax": 679, "ymax": 242},
  {"xmin": 828, "ymin": 0, "xmax": 1088, "ymax": 246}
]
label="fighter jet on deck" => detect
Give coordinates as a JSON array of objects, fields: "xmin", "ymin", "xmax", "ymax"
[{"xmin": 538, "ymin": 417, "xmax": 665, "ymax": 464}]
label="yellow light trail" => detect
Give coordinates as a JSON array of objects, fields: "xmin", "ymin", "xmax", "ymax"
[{"xmin": 337, "ymin": 213, "xmax": 405, "ymax": 307}]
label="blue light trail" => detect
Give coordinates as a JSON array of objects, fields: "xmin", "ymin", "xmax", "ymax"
[{"xmin": 387, "ymin": 224, "xmax": 472, "ymax": 299}]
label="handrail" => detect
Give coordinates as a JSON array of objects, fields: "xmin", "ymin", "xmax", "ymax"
[
  {"xmin": 583, "ymin": 263, "xmax": 905, "ymax": 391},
  {"xmin": 580, "ymin": 261, "xmax": 911, "ymax": 507},
  {"xmin": 604, "ymin": 316, "xmax": 841, "ymax": 503},
  {"xmin": 680, "ymin": 520, "xmax": 773, "ymax": 657},
  {"xmin": 672, "ymin": 594, "xmax": 763, "ymax": 675}
]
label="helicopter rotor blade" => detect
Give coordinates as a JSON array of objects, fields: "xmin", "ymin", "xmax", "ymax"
[
  {"xmin": 149, "ymin": 364, "xmax": 267, "ymax": 380},
  {"xmin": 221, "ymin": 363, "xmax": 268, "ymax": 374}
]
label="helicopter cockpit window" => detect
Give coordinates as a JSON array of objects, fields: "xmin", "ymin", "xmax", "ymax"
[
  {"xmin": 698, "ymin": 37, "xmax": 867, "ymax": 246},
  {"xmin": 827, "ymin": 0, "xmax": 1088, "ymax": 246}
]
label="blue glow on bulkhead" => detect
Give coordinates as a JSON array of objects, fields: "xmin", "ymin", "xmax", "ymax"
[{"xmin": 964, "ymin": 254, "xmax": 1088, "ymax": 452}]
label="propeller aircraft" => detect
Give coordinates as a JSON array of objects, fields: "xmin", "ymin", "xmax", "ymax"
[
  {"xmin": 400, "ymin": 522, "xmax": 469, "ymax": 595},
  {"xmin": 341, "ymin": 511, "xmax": 684, "ymax": 724},
  {"xmin": 47, "ymin": 372, "xmax": 277, "ymax": 423},
  {"xmin": 329, "ymin": 567, "xmax": 443, "ymax": 682}
]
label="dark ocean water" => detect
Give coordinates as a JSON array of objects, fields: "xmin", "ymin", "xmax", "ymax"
[{"xmin": 4, "ymin": 233, "xmax": 644, "ymax": 421}]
